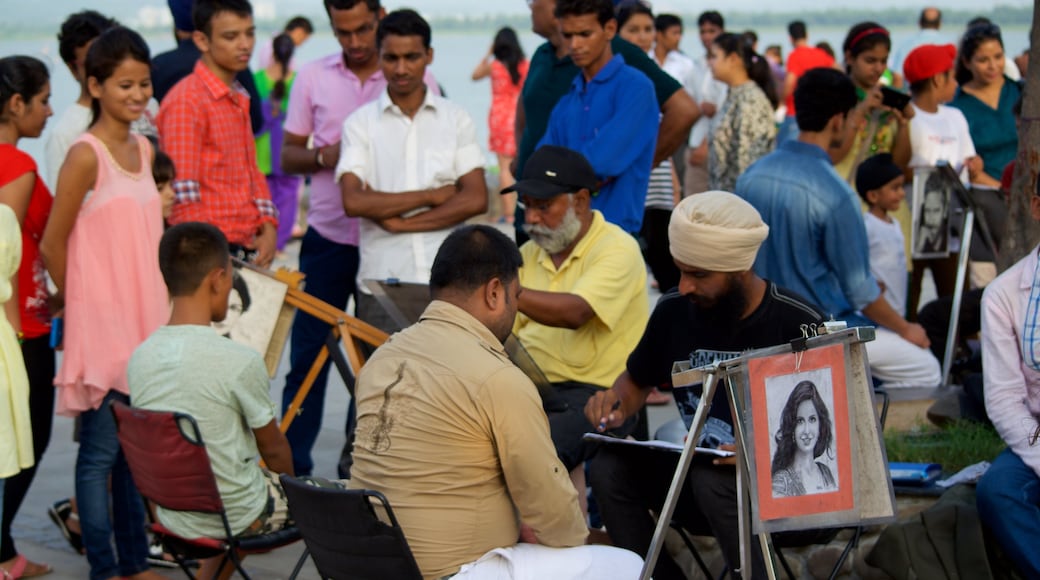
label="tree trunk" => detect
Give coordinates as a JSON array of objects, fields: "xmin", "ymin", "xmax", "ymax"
[{"xmin": 997, "ymin": 4, "xmax": 1040, "ymax": 272}]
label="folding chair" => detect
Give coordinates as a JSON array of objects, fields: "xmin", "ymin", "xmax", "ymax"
[
  {"xmin": 279, "ymin": 474, "xmax": 423, "ymax": 580},
  {"xmin": 110, "ymin": 401, "xmax": 300, "ymax": 579}
]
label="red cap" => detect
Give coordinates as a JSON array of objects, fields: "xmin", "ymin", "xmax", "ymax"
[{"xmin": 903, "ymin": 44, "xmax": 957, "ymax": 84}]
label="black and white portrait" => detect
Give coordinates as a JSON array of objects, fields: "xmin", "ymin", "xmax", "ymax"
[
  {"xmin": 767, "ymin": 369, "xmax": 839, "ymax": 498},
  {"xmin": 211, "ymin": 265, "xmax": 288, "ymax": 358},
  {"xmin": 912, "ymin": 170, "xmax": 951, "ymax": 258}
]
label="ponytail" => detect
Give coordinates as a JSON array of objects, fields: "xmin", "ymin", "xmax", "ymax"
[{"xmin": 714, "ymin": 33, "xmax": 778, "ymax": 109}]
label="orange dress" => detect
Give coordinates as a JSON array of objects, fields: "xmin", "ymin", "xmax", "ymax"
[
  {"xmin": 54, "ymin": 133, "xmax": 168, "ymax": 416},
  {"xmin": 488, "ymin": 60, "xmax": 528, "ymax": 157}
]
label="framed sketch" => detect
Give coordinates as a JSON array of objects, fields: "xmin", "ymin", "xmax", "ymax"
[
  {"xmin": 911, "ymin": 166, "xmax": 955, "ymax": 259},
  {"xmin": 746, "ymin": 343, "xmax": 857, "ymax": 530},
  {"xmin": 212, "ymin": 260, "xmax": 293, "ymax": 377}
]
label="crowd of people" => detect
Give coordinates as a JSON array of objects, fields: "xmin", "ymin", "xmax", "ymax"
[{"xmin": 0, "ymin": 0, "xmax": 1037, "ymax": 578}]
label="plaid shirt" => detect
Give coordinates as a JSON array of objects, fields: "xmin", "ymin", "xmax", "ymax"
[{"xmin": 158, "ymin": 61, "xmax": 276, "ymax": 245}]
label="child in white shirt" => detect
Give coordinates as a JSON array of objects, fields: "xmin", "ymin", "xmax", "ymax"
[{"xmin": 857, "ymin": 153, "xmax": 909, "ymax": 316}]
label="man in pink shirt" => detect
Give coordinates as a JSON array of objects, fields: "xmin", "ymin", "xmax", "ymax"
[{"xmin": 279, "ymin": 0, "xmax": 437, "ymax": 477}]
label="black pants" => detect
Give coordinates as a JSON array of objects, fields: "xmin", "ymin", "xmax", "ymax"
[
  {"xmin": 641, "ymin": 208, "xmax": 680, "ymax": 293},
  {"xmin": 2, "ymin": 336, "xmax": 55, "ymax": 560}
]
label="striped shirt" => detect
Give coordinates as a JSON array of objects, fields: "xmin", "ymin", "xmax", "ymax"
[{"xmin": 158, "ymin": 61, "xmax": 276, "ymax": 246}]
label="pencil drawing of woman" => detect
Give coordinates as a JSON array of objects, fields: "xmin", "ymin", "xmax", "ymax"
[{"xmin": 771, "ymin": 380, "xmax": 837, "ymax": 497}]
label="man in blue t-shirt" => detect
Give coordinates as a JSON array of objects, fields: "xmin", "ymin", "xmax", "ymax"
[{"xmin": 536, "ymin": 0, "xmax": 659, "ymax": 235}]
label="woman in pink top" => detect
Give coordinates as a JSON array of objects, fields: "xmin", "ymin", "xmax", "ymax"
[
  {"xmin": 40, "ymin": 27, "xmax": 167, "ymax": 580},
  {"xmin": 472, "ymin": 27, "xmax": 528, "ymax": 224}
]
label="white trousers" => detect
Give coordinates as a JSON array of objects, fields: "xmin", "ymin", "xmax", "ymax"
[
  {"xmin": 453, "ymin": 543, "xmax": 644, "ymax": 580},
  {"xmin": 866, "ymin": 327, "xmax": 943, "ymax": 388}
]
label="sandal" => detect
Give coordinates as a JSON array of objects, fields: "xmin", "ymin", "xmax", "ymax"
[
  {"xmin": 46, "ymin": 499, "xmax": 83, "ymax": 554},
  {"xmin": 2, "ymin": 555, "xmax": 52, "ymax": 579}
]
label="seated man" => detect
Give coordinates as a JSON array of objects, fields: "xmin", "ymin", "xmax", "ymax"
[
  {"xmin": 977, "ymin": 186, "xmax": 1040, "ymax": 578},
  {"xmin": 128, "ymin": 223, "xmax": 295, "ymax": 579},
  {"xmin": 585, "ymin": 191, "xmax": 825, "ymax": 580},
  {"xmin": 349, "ymin": 225, "xmax": 643, "ymax": 579},
  {"xmin": 504, "ymin": 145, "xmax": 649, "ymax": 477}
]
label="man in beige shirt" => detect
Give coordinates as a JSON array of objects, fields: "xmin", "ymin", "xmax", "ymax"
[{"xmin": 349, "ymin": 225, "xmax": 643, "ymax": 579}]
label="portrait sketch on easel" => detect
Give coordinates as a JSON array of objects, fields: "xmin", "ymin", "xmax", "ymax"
[
  {"xmin": 746, "ymin": 343, "xmax": 856, "ymax": 530},
  {"xmin": 911, "ymin": 168, "xmax": 953, "ymax": 259},
  {"xmin": 211, "ymin": 260, "xmax": 292, "ymax": 376}
]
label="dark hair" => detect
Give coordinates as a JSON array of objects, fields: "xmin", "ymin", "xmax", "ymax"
[
  {"xmin": 429, "ymin": 225, "xmax": 523, "ymax": 297},
  {"xmin": 698, "ymin": 11, "xmax": 724, "ymax": 30},
  {"xmin": 788, "ymin": 20, "xmax": 807, "ymax": 41},
  {"xmin": 956, "ymin": 23, "xmax": 1004, "ymax": 86},
  {"xmin": 842, "ymin": 22, "xmax": 890, "ymax": 67},
  {"xmin": 85, "ymin": 27, "xmax": 151, "ymax": 126},
  {"xmin": 555, "ymin": 0, "xmax": 616, "ymax": 27},
  {"xmin": 231, "ymin": 270, "xmax": 252, "ymax": 311},
  {"xmin": 794, "ymin": 67, "xmax": 858, "ymax": 132},
  {"xmin": 152, "ymin": 149, "xmax": 176, "ymax": 186},
  {"xmin": 967, "ymin": 16, "xmax": 992, "ymax": 29},
  {"xmin": 493, "ymin": 27, "xmax": 526, "ymax": 86},
  {"xmin": 616, "ymin": 0, "xmax": 653, "ymax": 30},
  {"xmin": 324, "ymin": 0, "xmax": 380, "ymax": 16},
  {"xmin": 0, "ymin": 56, "xmax": 49, "ymax": 122},
  {"xmin": 742, "ymin": 29, "xmax": 758, "ymax": 46},
  {"xmin": 57, "ymin": 10, "xmax": 119, "ymax": 66},
  {"xmin": 654, "ymin": 13, "xmax": 682, "ymax": 34},
  {"xmin": 919, "ymin": 7, "xmax": 941, "ymax": 29},
  {"xmin": 159, "ymin": 222, "xmax": 230, "ymax": 296},
  {"xmin": 770, "ymin": 380, "xmax": 834, "ymax": 476},
  {"xmin": 284, "ymin": 16, "xmax": 313, "ymax": 34},
  {"xmin": 816, "ymin": 41, "xmax": 836, "ymax": 60},
  {"xmin": 377, "ymin": 9, "xmax": 431, "ymax": 50},
  {"xmin": 713, "ymin": 32, "xmax": 778, "ymax": 108},
  {"xmin": 193, "ymin": 0, "xmax": 253, "ymax": 37},
  {"xmin": 909, "ymin": 75, "xmax": 936, "ymax": 95},
  {"xmin": 270, "ymin": 33, "xmax": 295, "ymax": 103}
]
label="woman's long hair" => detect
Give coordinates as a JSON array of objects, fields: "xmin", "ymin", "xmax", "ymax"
[
  {"xmin": 270, "ymin": 32, "xmax": 295, "ymax": 105},
  {"xmin": 492, "ymin": 27, "xmax": 525, "ymax": 86},
  {"xmin": 770, "ymin": 380, "xmax": 834, "ymax": 476},
  {"xmin": 956, "ymin": 23, "xmax": 1004, "ymax": 86}
]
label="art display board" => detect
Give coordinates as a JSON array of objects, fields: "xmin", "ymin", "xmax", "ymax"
[
  {"xmin": 640, "ymin": 327, "xmax": 895, "ymax": 580},
  {"xmin": 212, "ymin": 259, "xmax": 293, "ymax": 377}
]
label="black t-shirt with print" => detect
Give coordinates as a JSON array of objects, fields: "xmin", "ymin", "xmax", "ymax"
[{"xmin": 627, "ymin": 281, "xmax": 824, "ymax": 445}]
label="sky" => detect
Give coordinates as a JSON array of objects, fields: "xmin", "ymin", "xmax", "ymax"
[{"xmin": 8, "ymin": 0, "xmax": 1035, "ymax": 29}]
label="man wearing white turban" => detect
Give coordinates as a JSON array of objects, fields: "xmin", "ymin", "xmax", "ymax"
[{"xmin": 584, "ymin": 190, "xmax": 824, "ymax": 580}]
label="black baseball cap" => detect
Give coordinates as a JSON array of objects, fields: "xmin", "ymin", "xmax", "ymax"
[{"xmin": 501, "ymin": 145, "xmax": 598, "ymax": 199}]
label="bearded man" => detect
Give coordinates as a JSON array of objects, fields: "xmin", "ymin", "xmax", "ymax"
[
  {"xmin": 505, "ymin": 145, "xmax": 649, "ymax": 489},
  {"xmin": 583, "ymin": 191, "xmax": 824, "ymax": 580}
]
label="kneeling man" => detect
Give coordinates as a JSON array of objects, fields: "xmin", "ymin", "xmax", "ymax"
[{"xmin": 349, "ymin": 225, "xmax": 643, "ymax": 579}]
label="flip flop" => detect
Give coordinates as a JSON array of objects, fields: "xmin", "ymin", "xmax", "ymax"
[
  {"xmin": 3, "ymin": 555, "xmax": 52, "ymax": 579},
  {"xmin": 46, "ymin": 500, "xmax": 83, "ymax": 554}
]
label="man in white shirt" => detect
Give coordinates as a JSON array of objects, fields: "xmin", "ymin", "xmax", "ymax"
[
  {"xmin": 335, "ymin": 8, "xmax": 487, "ymax": 334},
  {"xmin": 651, "ymin": 14, "xmax": 693, "ymax": 85},
  {"xmin": 683, "ymin": 11, "xmax": 728, "ymax": 197}
]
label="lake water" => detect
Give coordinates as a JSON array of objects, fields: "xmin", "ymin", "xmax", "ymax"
[{"xmin": 0, "ymin": 22, "xmax": 1030, "ymax": 185}]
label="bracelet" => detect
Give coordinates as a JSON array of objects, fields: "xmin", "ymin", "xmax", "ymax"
[{"xmin": 315, "ymin": 147, "xmax": 326, "ymax": 169}]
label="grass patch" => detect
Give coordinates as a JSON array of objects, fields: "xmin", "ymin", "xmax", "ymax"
[{"xmin": 884, "ymin": 420, "xmax": 1006, "ymax": 474}]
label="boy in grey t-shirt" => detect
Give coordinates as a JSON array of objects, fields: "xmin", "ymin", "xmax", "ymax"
[{"xmin": 128, "ymin": 222, "xmax": 294, "ymax": 579}]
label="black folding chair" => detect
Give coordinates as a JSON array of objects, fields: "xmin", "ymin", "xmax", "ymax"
[{"xmin": 280, "ymin": 474, "xmax": 423, "ymax": 580}]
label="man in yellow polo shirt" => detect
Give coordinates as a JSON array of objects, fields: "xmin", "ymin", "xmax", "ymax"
[{"xmin": 505, "ymin": 145, "xmax": 649, "ymax": 479}]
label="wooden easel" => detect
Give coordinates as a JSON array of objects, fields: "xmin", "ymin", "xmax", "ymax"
[{"xmin": 270, "ymin": 268, "xmax": 388, "ymax": 434}]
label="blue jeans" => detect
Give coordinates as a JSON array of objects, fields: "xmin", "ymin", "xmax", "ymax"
[
  {"xmin": 281, "ymin": 228, "xmax": 359, "ymax": 475},
  {"xmin": 76, "ymin": 391, "xmax": 149, "ymax": 580},
  {"xmin": 977, "ymin": 447, "xmax": 1040, "ymax": 578}
]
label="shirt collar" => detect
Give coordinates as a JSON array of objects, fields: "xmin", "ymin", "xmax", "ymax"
[
  {"xmin": 193, "ymin": 60, "xmax": 245, "ymax": 101},
  {"xmin": 570, "ymin": 53, "xmax": 626, "ymax": 91},
  {"xmin": 378, "ymin": 87, "xmax": 437, "ymax": 115},
  {"xmin": 1019, "ymin": 245, "xmax": 1040, "ymax": 290},
  {"xmin": 418, "ymin": 300, "xmax": 508, "ymax": 357},
  {"xmin": 779, "ymin": 139, "xmax": 832, "ymax": 163}
]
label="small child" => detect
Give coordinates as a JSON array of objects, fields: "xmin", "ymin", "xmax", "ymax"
[
  {"xmin": 152, "ymin": 148, "xmax": 175, "ymax": 219},
  {"xmin": 856, "ymin": 153, "xmax": 908, "ymax": 317}
]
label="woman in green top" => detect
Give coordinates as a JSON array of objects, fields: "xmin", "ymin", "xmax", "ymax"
[
  {"xmin": 254, "ymin": 33, "xmax": 299, "ymax": 251},
  {"xmin": 949, "ymin": 23, "xmax": 1020, "ymax": 182},
  {"xmin": 831, "ymin": 22, "xmax": 913, "ymax": 183}
]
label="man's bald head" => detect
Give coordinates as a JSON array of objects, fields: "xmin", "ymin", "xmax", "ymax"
[{"xmin": 920, "ymin": 7, "xmax": 941, "ymax": 30}]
